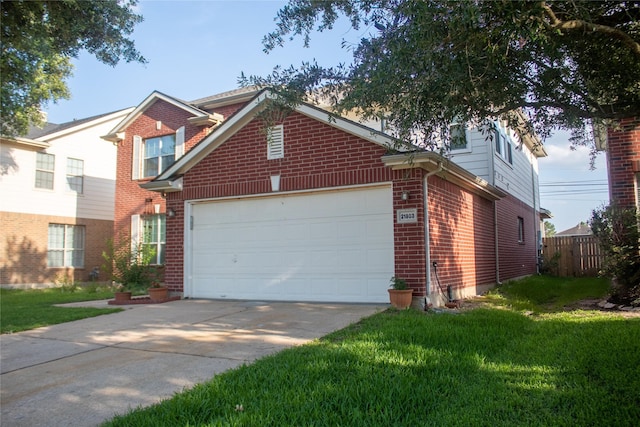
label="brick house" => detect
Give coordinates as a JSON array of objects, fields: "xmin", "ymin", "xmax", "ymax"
[
  {"xmin": 0, "ymin": 108, "xmax": 133, "ymax": 286},
  {"xmin": 599, "ymin": 117, "xmax": 640, "ymax": 209},
  {"xmin": 107, "ymin": 88, "xmax": 544, "ymax": 306}
]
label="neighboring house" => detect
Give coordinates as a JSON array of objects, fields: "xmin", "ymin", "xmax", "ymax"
[
  {"xmin": 0, "ymin": 108, "xmax": 134, "ymax": 287},
  {"xmin": 107, "ymin": 87, "xmax": 545, "ymax": 306},
  {"xmin": 556, "ymin": 222, "xmax": 592, "ymax": 237},
  {"xmin": 596, "ymin": 117, "xmax": 640, "ymax": 210}
]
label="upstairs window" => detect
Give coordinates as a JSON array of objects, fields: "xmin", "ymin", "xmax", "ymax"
[
  {"xmin": 494, "ymin": 127, "xmax": 513, "ymax": 165},
  {"xmin": 144, "ymin": 134, "xmax": 175, "ymax": 177},
  {"xmin": 449, "ymin": 122, "xmax": 468, "ymax": 150},
  {"xmin": 267, "ymin": 124, "xmax": 284, "ymax": 160},
  {"xmin": 48, "ymin": 224, "xmax": 85, "ymax": 267},
  {"xmin": 132, "ymin": 126, "xmax": 184, "ymax": 180},
  {"xmin": 36, "ymin": 152, "xmax": 55, "ymax": 189},
  {"xmin": 66, "ymin": 158, "xmax": 84, "ymax": 193}
]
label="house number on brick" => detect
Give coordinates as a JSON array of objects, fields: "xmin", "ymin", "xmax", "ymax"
[{"xmin": 397, "ymin": 208, "xmax": 418, "ymax": 224}]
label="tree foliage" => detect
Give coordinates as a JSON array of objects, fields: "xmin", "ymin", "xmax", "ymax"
[
  {"xmin": 590, "ymin": 205, "xmax": 640, "ymax": 301},
  {"xmin": 1, "ymin": 0, "xmax": 146, "ymax": 136},
  {"xmin": 245, "ymin": 0, "xmax": 640, "ymax": 150},
  {"xmin": 544, "ymin": 221, "xmax": 556, "ymax": 237}
]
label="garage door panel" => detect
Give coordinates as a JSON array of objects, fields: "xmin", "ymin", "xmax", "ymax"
[{"xmin": 190, "ymin": 186, "xmax": 394, "ymax": 302}]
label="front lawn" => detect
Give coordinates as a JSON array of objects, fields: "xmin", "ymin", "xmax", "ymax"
[
  {"xmin": 104, "ymin": 276, "xmax": 640, "ymax": 426},
  {"xmin": 1, "ymin": 286, "xmax": 121, "ymax": 334}
]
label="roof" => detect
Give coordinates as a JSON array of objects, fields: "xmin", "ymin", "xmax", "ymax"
[
  {"xmin": 141, "ymin": 88, "xmax": 506, "ymax": 202},
  {"xmin": 102, "ymin": 91, "xmax": 214, "ymax": 142},
  {"xmin": 190, "ymin": 86, "xmax": 262, "ymax": 109},
  {"xmin": 556, "ymin": 222, "xmax": 592, "ymax": 236}
]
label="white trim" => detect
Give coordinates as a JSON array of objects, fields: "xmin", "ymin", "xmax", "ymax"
[
  {"xmin": 40, "ymin": 108, "xmax": 134, "ymax": 142},
  {"xmin": 188, "ymin": 181, "xmax": 393, "ymax": 206}
]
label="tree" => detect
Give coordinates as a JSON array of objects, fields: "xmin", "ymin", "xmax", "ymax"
[
  {"xmin": 245, "ymin": 0, "xmax": 640, "ymax": 151},
  {"xmin": 544, "ymin": 221, "xmax": 556, "ymax": 237},
  {"xmin": 1, "ymin": 0, "xmax": 146, "ymax": 136},
  {"xmin": 590, "ymin": 205, "xmax": 640, "ymax": 302}
]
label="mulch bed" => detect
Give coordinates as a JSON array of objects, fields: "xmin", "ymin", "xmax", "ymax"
[{"xmin": 108, "ymin": 295, "xmax": 181, "ymax": 305}]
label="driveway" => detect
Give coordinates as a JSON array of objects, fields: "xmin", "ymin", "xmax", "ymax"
[{"xmin": 0, "ymin": 299, "xmax": 384, "ymax": 426}]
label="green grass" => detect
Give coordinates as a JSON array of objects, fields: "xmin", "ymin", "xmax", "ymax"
[
  {"xmin": 1, "ymin": 286, "xmax": 121, "ymax": 334},
  {"xmin": 484, "ymin": 275, "xmax": 611, "ymax": 312},
  {"xmin": 103, "ymin": 276, "xmax": 640, "ymax": 427}
]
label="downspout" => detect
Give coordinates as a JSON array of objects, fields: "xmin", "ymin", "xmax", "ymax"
[
  {"xmin": 489, "ymin": 128, "xmax": 500, "ymax": 285},
  {"xmin": 424, "ymin": 162, "xmax": 443, "ymax": 308},
  {"xmin": 531, "ymin": 161, "xmax": 540, "ymax": 274}
]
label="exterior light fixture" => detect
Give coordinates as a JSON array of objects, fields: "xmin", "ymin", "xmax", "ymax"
[
  {"xmin": 167, "ymin": 208, "xmax": 176, "ymax": 218},
  {"xmin": 401, "ymin": 191, "xmax": 410, "ymax": 201}
]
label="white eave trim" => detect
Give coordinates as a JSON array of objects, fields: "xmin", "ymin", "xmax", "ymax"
[
  {"xmin": 0, "ymin": 136, "xmax": 50, "ymax": 149},
  {"xmin": 187, "ymin": 112, "xmax": 224, "ymax": 127},
  {"xmin": 101, "ymin": 131, "xmax": 125, "ymax": 144},
  {"xmin": 139, "ymin": 177, "xmax": 183, "ymax": 193},
  {"xmin": 382, "ymin": 152, "xmax": 507, "ymax": 201}
]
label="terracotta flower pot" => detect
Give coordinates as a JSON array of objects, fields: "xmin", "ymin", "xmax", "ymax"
[
  {"xmin": 148, "ymin": 286, "xmax": 169, "ymax": 301},
  {"xmin": 388, "ymin": 289, "xmax": 413, "ymax": 309},
  {"xmin": 114, "ymin": 291, "xmax": 132, "ymax": 303}
]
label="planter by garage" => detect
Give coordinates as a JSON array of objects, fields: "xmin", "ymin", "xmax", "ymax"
[
  {"xmin": 388, "ymin": 289, "xmax": 413, "ymax": 309},
  {"xmin": 114, "ymin": 291, "xmax": 132, "ymax": 303},
  {"xmin": 148, "ymin": 286, "xmax": 169, "ymax": 301}
]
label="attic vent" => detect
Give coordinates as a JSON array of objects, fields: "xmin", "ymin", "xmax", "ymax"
[{"xmin": 267, "ymin": 124, "xmax": 284, "ymax": 160}]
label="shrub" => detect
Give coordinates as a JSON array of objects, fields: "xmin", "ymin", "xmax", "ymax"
[
  {"xmin": 102, "ymin": 235, "xmax": 156, "ymax": 292},
  {"xmin": 590, "ymin": 204, "xmax": 640, "ymax": 303}
]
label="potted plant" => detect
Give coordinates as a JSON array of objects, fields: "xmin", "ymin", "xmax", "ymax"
[
  {"xmin": 388, "ymin": 276, "xmax": 413, "ymax": 309},
  {"xmin": 147, "ymin": 280, "xmax": 169, "ymax": 301}
]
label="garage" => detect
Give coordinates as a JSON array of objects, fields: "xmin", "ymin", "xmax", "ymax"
[{"xmin": 187, "ymin": 185, "xmax": 394, "ymax": 302}]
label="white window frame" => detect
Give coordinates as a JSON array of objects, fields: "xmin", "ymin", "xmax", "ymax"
[
  {"xmin": 267, "ymin": 124, "xmax": 284, "ymax": 160},
  {"xmin": 132, "ymin": 126, "xmax": 184, "ymax": 180},
  {"xmin": 35, "ymin": 152, "xmax": 55, "ymax": 189},
  {"xmin": 494, "ymin": 126, "xmax": 513, "ymax": 165},
  {"xmin": 448, "ymin": 122, "xmax": 471, "ymax": 152},
  {"xmin": 131, "ymin": 214, "xmax": 166, "ymax": 265},
  {"xmin": 47, "ymin": 224, "xmax": 85, "ymax": 268},
  {"xmin": 66, "ymin": 158, "xmax": 84, "ymax": 193}
]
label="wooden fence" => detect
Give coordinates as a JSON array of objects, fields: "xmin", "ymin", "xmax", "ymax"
[{"xmin": 542, "ymin": 236, "xmax": 603, "ymax": 277}]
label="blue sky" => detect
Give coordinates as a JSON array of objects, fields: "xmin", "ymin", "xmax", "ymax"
[{"xmin": 43, "ymin": 0, "xmax": 609, "ymax": 232}]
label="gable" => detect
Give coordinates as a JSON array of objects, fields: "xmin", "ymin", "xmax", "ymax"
[{"xmin": 146, "ymin": 89, "xmax": 397, "ymax": 186}]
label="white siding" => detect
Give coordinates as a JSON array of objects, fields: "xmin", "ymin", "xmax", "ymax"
[
  {"xmin": 451, "ymin": 125, "xmax": 542, "ymax": 210},
  {"xmin": 0, "ymin": 109, "xmax": 132, "ymax": 221}
]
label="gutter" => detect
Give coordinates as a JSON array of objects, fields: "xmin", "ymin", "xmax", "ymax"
[{"xmin": 139, "ymin": 177, "xmax": 183, "ymax": 193}]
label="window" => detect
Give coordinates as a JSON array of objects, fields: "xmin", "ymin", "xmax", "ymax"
[
  {"xmin": 267, "ymin": 124, "xmax": 284, "ymax": 159},
  {"xmin": 449, "ymin": 122, "xmax": 468, "ymax": 150},
  {"xmin": 66, "ymin": 158, "xmax": 84, "ymax": 193},
  {"xmin": 494, "ymin": 127, "xmax": 513, "ymax": 165},
  {"xmin": 142, "ymin": 214, "xmax": 166, "ymax": 265},
  {"xmin": 132, "ymin": 127, "xmax": 184, "ymax": 180},
  {"xmin": 48, "ymin": 224, "xmax": 85, "ymax": 267},
  {"xmin": 36, "ymin": 152, "xmax": 55, "ymax": 189},
  {"xmin": 143, "ymin": 134, "xmax": 176, "ymax": 178},
  {"xmin": 517, "ymin": 216, "xmax": 525, "ymax": 243}
]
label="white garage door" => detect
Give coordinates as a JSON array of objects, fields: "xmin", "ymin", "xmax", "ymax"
[{"xmin": 188, "ymin": 186, "xmax": 394, "ymax": 302}]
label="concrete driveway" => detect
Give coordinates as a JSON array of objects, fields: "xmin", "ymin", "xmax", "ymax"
[{"xmin": 0, "ymin": 299, "xmax": 384, "ymax": 426}]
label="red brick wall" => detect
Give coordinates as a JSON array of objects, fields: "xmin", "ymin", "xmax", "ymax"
[
  {"xmin": 495, "ymin": 194, "xmax": 539, "ymax": 280},
  {"xmin": 115, "ymin": 100, "xmax": 207, "ymax": 236},
  {"xmin": 607, "ymin": 117, "xmax": 640, "ymax": 208},
  {"xmin": 0, "ymin": 211, "xmax": 112, "ymax": 285},
  {"xmin": 428, "ymin": 175, "xmax": 496, "ymax": 294}
]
